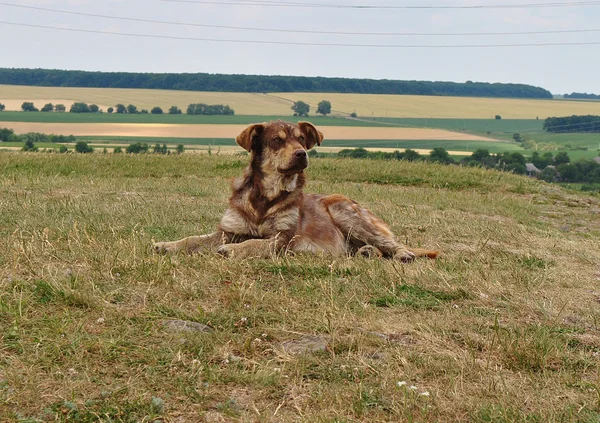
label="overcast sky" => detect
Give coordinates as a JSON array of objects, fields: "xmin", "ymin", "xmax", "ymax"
[{"xmin": 1, "ymin": 0, "xmax": 598, "ymax": 94}]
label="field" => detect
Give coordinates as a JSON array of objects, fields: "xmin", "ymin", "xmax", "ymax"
[
  {"xmin": 2, "ymin": 85, "xmax": 599, "ymax": 160},
  {"xmin": 4, "ymin": 84, "xmax": 600, "ymax": 118},
  {"xmin": 1, "ymin": 153, "xmax": 599, "ymax": 422}
]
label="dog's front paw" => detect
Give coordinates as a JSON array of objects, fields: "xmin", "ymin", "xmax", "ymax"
[
  {"xmin": 357, "ymin": 245, "xmax": 383, "ymax": 258},
  {"xmin": 217, "ymin": 243, "xmax": 237, "ymax": 258},
  {"xmin": 153, "ymin": 241, "xmax": 176, "ymax": 254},
  {"xmin": 394, "ymin": 247, "xmax": 416, "ymax": 263}
]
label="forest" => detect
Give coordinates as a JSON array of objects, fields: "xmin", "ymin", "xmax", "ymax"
[{"xmin": 0, "ymin": 68, "xmax": 553, "ymax": 98}]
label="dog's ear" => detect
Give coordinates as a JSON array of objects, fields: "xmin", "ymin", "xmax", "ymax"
[
  {"xmin": 298, "ymin": 121, "xmax": 324, "ymax": 150},
  {"xmin": 236, "ymin": 123, "xmax": 265, "ymax": 152}
]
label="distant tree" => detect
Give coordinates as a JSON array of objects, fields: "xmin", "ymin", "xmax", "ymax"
[
  {"xmin": 40, "ymin": 103, "xmax": 54, "ymax": 112},
  {"xmin": 531, "ymin": 151, "xmax": 554, "ymax": 169},
  {"xmin": 89, "ymin": 104, "xmax": 100, "ymax": 113},
  {"xmin": 126, "ymin": 104, "xmax": 138, "ymax": 114},
  {"xmin": 0, "ymin": 103, "xmax": 5, "ymax": 111},
  {"xmin": 316, "ymin": 100, "xmax": 332, "ymax": 116},
  {"xmin": 151, "ymin": 106, "xmax": 163, "ymax": 114},
  {"xmin": 497, "ymin": 152, "xmax": 526, "ymax": 174},
  {"xmin": 513, "ymin": 133, "xmax": 522, "ymax": 143},
  {"xmin": 539, "ymin": 167, "xmax": 558, "ymax": 182},
  {"xmin": 103, "ymin": 147, "xmax": 108, "ymax": 154},
  {"xmin": 186, "ymin": 103, "xmax": 234, "ymax": 115},
  {"xmin": 107, "ymin": 107, "xmax": 114, "ymax": 114},
  {"xmin": 115, "ymin": 104, "xmax": 127, "ymax": 114},
  {"xmin": 126, "ymin": 142, "xmax": 149, "ymax": 154},
  {"xmin": 350, "ymin": 111, "xmax": 357, "ymax": 118},
  {"xmin": 70, "ymin": 102, "xmax": 91, "ymax": 113},
  {"xmin": 113, "ymin": 146, "xmax": 123, "ymax": 154},
  {"xmin": 75, "ymin": 141, "xmax": 94, "ymax": 153},
  {"xmin": 59, "ymin": 145, "xmax": 69, "ymax": 153},
  {"xmin": 338, "ymin": 148, "xmax": 368, "ymax": 158},
  {"xmin": 21, "ymin": 102, "xmax": 38, "ymax": 112},
  {"xmin": 495, "ymin": 114, "xmax": 502, "ymax": 120},
  {"xmin": 176, "ymin": 144, "xmax": 185, "ymax": 154},
  {"xmin": 168, "ymin": 105, "xmax": 182, "ymax": 114},
  {"xmin": 429, "ymin": 147, "xmax": 454, "ymax": 164},
  {"xmin": 55, "ymin": 104, "xmax": 66, "ymax": 112},
  {"xmin": 22, "ymin": 139, "xmax": 38, "ymax": 151},
  {"xmin": 140, "ymin": 109, "xmax": 149, "ymax": 114},
  {"xmin": 0, "ymin": 127, "xmax": 15, "ymax": 141},
  {"xmin": 403, "ymin": 149, "xmax": 422, "ymax": 162},
  {"xmin": 152, "ymin": 143, "xmax": 168, "ymax": 154},
  {"xmin": 292, "ymin": 101, "xmax": 310, "ymax": 117},
  {"xmin": 554, "ymin": 151, "xmax": 570, "ymax": 165}
]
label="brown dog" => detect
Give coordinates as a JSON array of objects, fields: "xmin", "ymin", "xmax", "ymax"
[{"xmin": 153, "ymin": 120, "xmax": 438, "ymax": 261}]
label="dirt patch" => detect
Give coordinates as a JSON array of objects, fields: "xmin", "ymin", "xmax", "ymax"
[{"xmin": 1, "ymin": 122, "xmax": 497, "ymax": 141}]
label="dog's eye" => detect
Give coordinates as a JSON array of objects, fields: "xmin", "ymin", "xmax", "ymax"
[
  {"xmin": 273, "ymin": 136, "xmax": 282, "ymax": 142},
  {"xmin": 298, "ymin": 135, "xmax": 305, "ymax": 142}
]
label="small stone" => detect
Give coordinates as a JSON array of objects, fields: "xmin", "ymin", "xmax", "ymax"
[
  {"xmin": 96, "ymin": 317, "xmax": 105, "ymax": 324},
  {"xmin": 151, "ymin": 396, "xmax": 164, "ymax": 413},
  {"xmin": 162, "ymin": 320, "xmax": 213, "ymax": 333},
  {"xmin": 280, "ymin": 335, "xmax": 328, "ymax": 355}
]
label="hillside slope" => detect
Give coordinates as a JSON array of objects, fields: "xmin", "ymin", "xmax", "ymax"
[{"xmin": 1, "ymin": 154, "xmax": 599, "ymax": 422}]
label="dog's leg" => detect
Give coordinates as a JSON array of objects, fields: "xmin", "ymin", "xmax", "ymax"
[
  {"xmin": 153, "ymin": 231, "xmax": 230, "ymax": 254},
  {"xmin": 323, "ymin": 195, "xmax": 418, "ymax": 262},
  {"xmin": 217, "ymin": 237, "xmax": 284, "ymax": 260}
]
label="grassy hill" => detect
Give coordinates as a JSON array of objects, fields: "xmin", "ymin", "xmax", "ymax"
[{"xmin": 1, "ymin": 153, "xmax": 599, "ymax": 422}]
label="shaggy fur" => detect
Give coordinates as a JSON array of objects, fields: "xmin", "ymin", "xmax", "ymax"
[{"xmin": 153, "ymin": 120, "xmax": 438, "ymax": 261}]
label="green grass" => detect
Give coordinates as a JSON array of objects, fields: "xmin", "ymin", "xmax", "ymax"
[
  {"xmin": 0, "ymin": 111, "xmax": 389, "ymax": 127},
  {"xmin": 1, "ymin": 153, "xmax": 599, "ymax": 422}
]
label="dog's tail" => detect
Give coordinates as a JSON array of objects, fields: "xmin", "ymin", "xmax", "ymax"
[{"xmin": 408, "ymin": 248, "xmax": 439, "ymax": 259}]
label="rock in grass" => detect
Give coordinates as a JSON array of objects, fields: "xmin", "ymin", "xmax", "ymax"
[
  {"xmin": 162, "ymin": 320, "xmax": 213, "ymax": 333},
  {"xmin": 280, "ymin": 335, "xmax": 328, "ymax": 355}
]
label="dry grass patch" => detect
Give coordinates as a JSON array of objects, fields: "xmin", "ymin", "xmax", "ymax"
[{"xmin": 1, "ymin": 154, "xmax": 599, "ymax": 422}]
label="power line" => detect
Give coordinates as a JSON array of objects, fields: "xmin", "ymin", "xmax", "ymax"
[
  {"xmin": 1, "ymin": 21, "xmax": 600, "ymax": 48},
  {"xmin": 159, "ymin": 0, "xmax": 600, "ymax": 9},
  {"xmin": 1, "ymin": 2, "xmax": 599, "ymax": 37}
]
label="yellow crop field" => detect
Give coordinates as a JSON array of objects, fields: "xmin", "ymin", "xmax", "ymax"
[
  {"xmin": 3, "ymin": 84, "xmax": 600, "ymax": 118},
  {"xmin": 272, "ymin": 92, "xmax": 600, "ymax": 119}
]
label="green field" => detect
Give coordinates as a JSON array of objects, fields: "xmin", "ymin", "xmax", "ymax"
[
  {"xmin": 0, "ymin": 111, "xmax": 387, "ymax": 127},
  {"xmin": 1, "ymin": 153, "xmax": 599, "ymax": 422}
]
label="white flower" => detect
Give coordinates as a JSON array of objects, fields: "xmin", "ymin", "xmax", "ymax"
[
  {"xmin": 96, "ymin": 317, "xmax": 105, "ymax": 324},
  {"xmin": 409, "ymin": 385, "xmax": 418, "ymax": 390},
  {"xmin": 420, "ymin": 391, "xmax": 430, "ymax": 396},
  {"xmin": 396, "ymin": 381, "xmax": 407, "ymax": 387}
]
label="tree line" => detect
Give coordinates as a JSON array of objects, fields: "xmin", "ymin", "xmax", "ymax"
[
  {"xmin": 543, "ymin": 115, "xmax": 600, "ymax": 133},
  {"xmin": 0, "ymin": 68, "xmax": 553, "ymax": 99},
  {"xmin": 11, "ymin": 102, "xmax": 234, "ymax": 116},
  {"xmin": 330, "ymin": 147, "xmax": 600, "ymax": 187},
  {"xmin": 564, "ymin": 93, "xmax": 600, "ymax": 100}
]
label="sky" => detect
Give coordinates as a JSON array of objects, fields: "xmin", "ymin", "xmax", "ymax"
[{"xmin": 0, "ymin": 0, "xmax": 599, "ymax": 94}]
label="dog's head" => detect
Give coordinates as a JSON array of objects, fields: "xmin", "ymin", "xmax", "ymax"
[{"xmin": 236, "ymin": 121, "xmax": 324, "ymax": 175}]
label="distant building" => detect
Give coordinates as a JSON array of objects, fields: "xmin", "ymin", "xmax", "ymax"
[{"xmin": 525, "ymin": 163, "xmax": 541, "ymax": 177}]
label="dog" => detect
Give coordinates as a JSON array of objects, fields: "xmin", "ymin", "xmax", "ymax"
[{"xmin": 153, "ymin": 120, "xmax": 438, "ymax": 261}]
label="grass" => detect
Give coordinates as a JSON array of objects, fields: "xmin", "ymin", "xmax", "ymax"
[
  {"xmin": 0, "ymin": 111, "xmax": 388, "ymax": 127},
  {"xmin": 1, "ymin": 153, "xmax": 599, "ymax": 422}
]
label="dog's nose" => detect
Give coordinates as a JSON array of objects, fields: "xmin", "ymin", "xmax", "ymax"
[{"xmin": 294, "ymin": 150, "xmax": 307, "ymax": 160}]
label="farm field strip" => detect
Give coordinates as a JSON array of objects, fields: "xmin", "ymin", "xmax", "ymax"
[
  {"xmin": 0, "ymin": 122, "xmax": 498, "ymax": 141},
  {"xmin": 268, "ymin": 92, "xmax": 600, "ymax": 119},
  {"xmin": 4, "ymin": 84, "xmax": 600, "ymax": 119}
]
